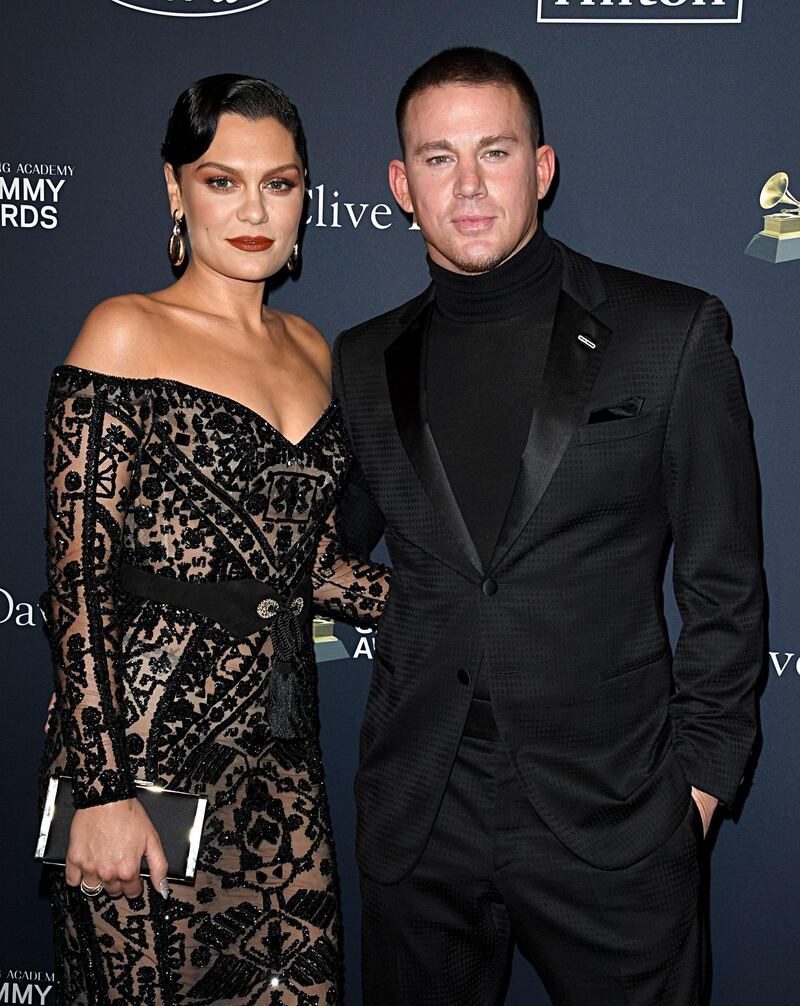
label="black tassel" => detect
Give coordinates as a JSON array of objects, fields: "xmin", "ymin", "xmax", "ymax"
[
  {"xmin": 268, "ymin": 662, "xmax": 303, "ymax": 738},
  {"xmin": 267, "ymin": 603, "xmax": 309, "ymax": 738}
]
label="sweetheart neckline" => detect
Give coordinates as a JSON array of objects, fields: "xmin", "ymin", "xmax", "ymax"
[{"xmin": 53, "ymin": 364, "xmax": 338, "ymax": 450}]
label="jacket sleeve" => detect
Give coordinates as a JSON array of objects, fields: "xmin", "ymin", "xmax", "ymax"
[
  {"xmin": 311, "ymin": 333, "xmax": 391, "ymax": 626},
  {"xmin": 44, "ymin": 367, "xmax": 150, "ymax": 808},
  {"xmin": 663, "ymin": 296, "xmax": 764, "ymax": 805},
  {"xmin": 331, "ymin": 331, "xmax": 386, "ymax": 557}
]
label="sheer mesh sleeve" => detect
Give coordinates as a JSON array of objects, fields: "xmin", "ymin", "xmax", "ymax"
[
  {"xmin": 312, "ymin": 509, "xmax": 390, "ymax": 628},
  {"xmin": 44, "ymin": 366, "xmax": 151, "ymax": 808}
]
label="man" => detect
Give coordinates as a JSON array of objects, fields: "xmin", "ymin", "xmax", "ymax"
[{"xmin": 333, "ymin": 47, "xmax": 762, "ymax": 1005}]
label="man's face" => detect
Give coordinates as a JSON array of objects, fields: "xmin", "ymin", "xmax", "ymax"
[{"xmin": 390, "ymin": 83, "xmax": 555, "ymax": 274}]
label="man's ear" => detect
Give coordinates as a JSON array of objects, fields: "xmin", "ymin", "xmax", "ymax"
[
  {"xmin": 163, "ymin": 162, "xmax": 183, "ymax": 217},
  {"xmin": 389, "ymin": 159, "xmax": 413, "ymax": 215},
  {"xmin": 535, "ymin": 145, "xmax": 556, "ymax": 202}
]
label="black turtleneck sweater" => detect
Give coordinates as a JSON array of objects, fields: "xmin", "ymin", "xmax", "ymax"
[
  {"xmin": 427, "ymin": 228, "xmax": 562, "ymax": 566},
  {"xmin": 427, "ymin": 229, "xmax": 562, "ymax": 700}
]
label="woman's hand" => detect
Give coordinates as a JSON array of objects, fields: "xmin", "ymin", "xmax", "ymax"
[{"xmin": 65, "ymin": 798, "xmax": 169, "ymax": 900}]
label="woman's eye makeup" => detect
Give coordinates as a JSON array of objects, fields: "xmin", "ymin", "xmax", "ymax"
[
  {"xmin": 206, "ymin": 175, "xmax": 236, "ymax": 190},
  {"xmin": 203, "ymin": 174, "xmax": 298, "ymax": 192},
  {"xmin": 265, "ymin": 177, "xmax": 297, "ymax": 191}
]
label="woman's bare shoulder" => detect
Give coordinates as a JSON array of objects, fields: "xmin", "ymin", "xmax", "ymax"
[
  {"xmin": 277, "ymin": 310, "xmax": 332, "ymax": 376},
  {"xmin": 65, "ymin": 294, "xmax": 164, "ymax": 377}
]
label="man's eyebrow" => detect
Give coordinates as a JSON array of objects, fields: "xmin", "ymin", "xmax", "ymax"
[
  {"xmin": 414, "ymin": 139, "xmax": 457, "ymax": 156},
  {"xmin": 479, "ymin": 134, "xmax": 519, "ymax": 147},
  {"xmin": 413, "ymin": 135, "xmax": 520, "ymax": 156}
]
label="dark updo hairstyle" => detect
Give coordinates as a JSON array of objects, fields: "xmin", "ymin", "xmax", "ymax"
[{"xmin": 161, "ymin": 73, "xmax": 308, "ymax": 174}]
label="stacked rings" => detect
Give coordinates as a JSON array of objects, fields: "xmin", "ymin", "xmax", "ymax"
[{"xmin": 79, "ymin": 879, "xmax": 104, "ymax": 898}]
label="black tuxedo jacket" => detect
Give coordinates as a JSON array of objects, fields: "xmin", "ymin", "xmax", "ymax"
[{"xmin": 333, "ymin": 241, "xmax": 763, "ymax": 883}]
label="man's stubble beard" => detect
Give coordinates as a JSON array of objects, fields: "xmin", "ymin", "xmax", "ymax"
[
  {"xmin": 433, "ymin": 224, "xmax": 538, "ymax": 276},
  {"xmin": 448, "ymin": 249, "xmax": 512, "ymax": 274}
]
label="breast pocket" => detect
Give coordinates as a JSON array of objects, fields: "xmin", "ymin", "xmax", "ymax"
[
  {"xmin": 563, "ymin": 408, "xmax": 665, "ymax": 505},
  {"xmin": 575, "ymin": 408, "xmax": 664, "ymax": 446}
]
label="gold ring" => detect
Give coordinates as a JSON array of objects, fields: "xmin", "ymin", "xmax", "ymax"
[{"xmin": 79, "ymin": 879, "xmax": 104, "ymax": 898}]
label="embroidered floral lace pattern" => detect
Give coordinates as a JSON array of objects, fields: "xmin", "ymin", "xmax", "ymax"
[{"xmin": 41, "ymin": 365, "xmax": 389, "ymax": 1006}]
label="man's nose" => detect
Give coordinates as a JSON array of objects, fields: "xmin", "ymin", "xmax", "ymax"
[{"xmin": 453, "ymin": 161, "xmax": 487, "ymax": 199}]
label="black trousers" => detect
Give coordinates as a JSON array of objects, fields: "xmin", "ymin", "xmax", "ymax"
[{"xmin": 361, "ymin": 731, "xmax": 705, "ymax": 1006}]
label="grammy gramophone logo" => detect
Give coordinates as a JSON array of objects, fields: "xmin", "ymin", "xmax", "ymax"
[{"xmin": 745, "ymin": 172, "xmax": 800, "ymax": 264}]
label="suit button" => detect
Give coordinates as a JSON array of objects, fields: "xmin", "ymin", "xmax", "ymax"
[
  {"xmin": 481, "ymin": 577, "xmax": 498, "ymax": 596},
  {"xmin": 457, "ymin": 668, "xmax": 471, "ymax": 686}
]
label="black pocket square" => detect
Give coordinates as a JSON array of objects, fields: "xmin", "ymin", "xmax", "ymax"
[{"xmin": 587, "ymin": 397, "xmax": 645, "ymax": 424}]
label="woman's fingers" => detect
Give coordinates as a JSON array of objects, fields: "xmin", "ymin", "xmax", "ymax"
[
  {"xmin": 122, "ymin": 875, "xmax": 145, "ymax": 900},
  {"xmin": 65, "ymin": 798, "xmax": 154, "ymax": 902},
  {"xmin": 65, "ymin": 799, "xmax": 171, "ymax": 902},
  {"xmin": 144, "ymin": 830, "xmax": 170, "ymax": 900},
  {"xmin": 101, "ymin": 877, "xmax": 123, "ymax": 898},
  {"xmin": 118, "ymin": 857, "xmax": 144, "ymax": 899},
  {"xmin": 99, "ymin": 857, "xmax": 138, "ymax": 899},
  {"xmin": 65, "ymin": 856, "xmax": 83, "ymax": 888}
]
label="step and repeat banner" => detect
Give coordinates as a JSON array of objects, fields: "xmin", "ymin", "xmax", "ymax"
[{"xmin": 2, "ymin": 1, "xmax": 797, "ymax": 1002}]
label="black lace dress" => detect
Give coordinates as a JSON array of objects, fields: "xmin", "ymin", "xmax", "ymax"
[{"xmin": 40, "ymin": 365, "xmax": 389, "ymax": 1006}]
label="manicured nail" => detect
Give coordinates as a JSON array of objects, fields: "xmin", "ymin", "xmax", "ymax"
[{"xmin": 159, "ymin": 880, "xmax": 171, "ymax": 899}]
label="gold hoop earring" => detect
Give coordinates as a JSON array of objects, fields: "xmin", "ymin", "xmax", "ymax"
[
  {"xmin": 286, "ymin": 243, "xmax": 300, "ymax": 272},
  {"xmin": 168, "ymin": 210, "xmax": 186, "ymax": 267}
]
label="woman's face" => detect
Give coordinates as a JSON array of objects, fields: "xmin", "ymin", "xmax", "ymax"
[{"xmin": 166, "ymin": 112, "xmax": 305, "ymax": 282}]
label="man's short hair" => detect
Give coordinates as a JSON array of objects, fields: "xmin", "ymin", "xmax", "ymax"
[{"xmin": 396, "ymin": 47, "xmax": 542, "ymax": 155}]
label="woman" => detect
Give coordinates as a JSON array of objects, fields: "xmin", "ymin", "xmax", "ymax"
[{"xmin": 41, "ymin": 74, "xmax": 389, "ymax": 1005}]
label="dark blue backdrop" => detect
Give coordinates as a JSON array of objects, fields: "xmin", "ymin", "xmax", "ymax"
[{"xmin": 2, "ymin": 1, "xmax": 796, "ymax": 1001}]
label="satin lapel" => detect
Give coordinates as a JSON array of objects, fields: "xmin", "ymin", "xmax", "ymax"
[
  {"xmin": 385, "ymin": 299, "xmax": 484, "ymax": 576},
  {"xmin": 490, "ymin": 290, "xmax": 612, "ymax": 571}
]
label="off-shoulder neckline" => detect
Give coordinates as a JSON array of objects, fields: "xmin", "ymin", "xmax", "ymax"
[{"xmin": 52, "ymin": 364, "xmax": 338, "ymax": 450}]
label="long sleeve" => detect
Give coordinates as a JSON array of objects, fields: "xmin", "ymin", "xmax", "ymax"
[
  {"xmin": 44, "ymin": 366, "xmax": 151, "ymax": 808},
  {"xmin": 312, "ymin": 508, "xmax": 390, "ymax": 628},
  {"xmin": 663, "ymin": 297, "xmax": 764, "ymax": 806},
  {"xmin": 330, "ymin": 331, "xmax": 386, "ymax": 559}
]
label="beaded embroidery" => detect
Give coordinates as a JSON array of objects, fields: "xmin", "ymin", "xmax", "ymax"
[{"xmin": 42, "ymin": 364, "xmax": 389, "ymax": 1005}]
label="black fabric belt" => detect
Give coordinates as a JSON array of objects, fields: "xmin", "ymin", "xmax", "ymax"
[
  {"xmin": 117, "ymin": 563, "xmax": 314, "ymax": 739},
  {"xmin": 118, "ymin": 563, "xmax": 312, "ymax": 641},
  {"xmin": 462, "ymin": 695, "xmax": 499, "ymax": 741}
]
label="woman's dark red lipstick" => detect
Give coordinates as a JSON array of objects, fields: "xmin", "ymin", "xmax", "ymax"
[{"xmin": 226, "ymin": 236, "xmax": 275, "ymax": 252}]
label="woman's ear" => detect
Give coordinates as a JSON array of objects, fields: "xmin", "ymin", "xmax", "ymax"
[{"xmin": 163, "ymin": 162, "xmax": 183, "ymax": 218}]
